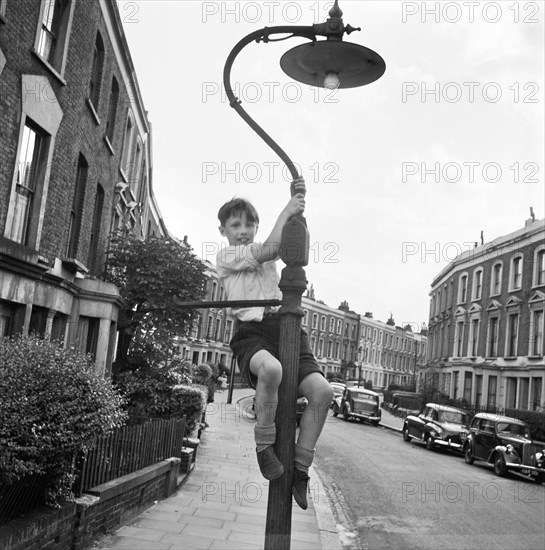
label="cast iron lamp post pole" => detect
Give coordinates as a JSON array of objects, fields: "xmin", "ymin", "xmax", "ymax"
[{"xmin": 222, "ymin": 3, "xmax": 385, "ymax": 548}]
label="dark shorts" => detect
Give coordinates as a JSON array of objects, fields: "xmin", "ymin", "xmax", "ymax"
[{"xmin": 230, "ymin": 315, "xmax": 323, "ymax": 390}]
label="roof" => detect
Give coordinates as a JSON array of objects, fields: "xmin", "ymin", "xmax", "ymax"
[
  {"xmin": 348, "ymin": 388, "xmax": 379, "ymax": 397},
  {"xmin": 472, "ymin": 412, "xmax": 526, "ymax": 425},
  {"xmin": 425, "ymin": 403, "xmax": 467, "ymax": 414}
]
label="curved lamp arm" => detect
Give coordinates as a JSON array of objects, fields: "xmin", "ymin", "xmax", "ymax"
[{"xmin": 222, "ymin": 26, "xmax": 317, "ymax": 183}]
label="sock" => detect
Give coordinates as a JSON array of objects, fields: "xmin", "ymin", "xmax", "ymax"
[
  {"xmin": 294, "ymin": 443, "xmax": 315, "ymax": 474},
  {"xmin": 255, "ymin": 424, "xmax": 276, "ymax": 453}
]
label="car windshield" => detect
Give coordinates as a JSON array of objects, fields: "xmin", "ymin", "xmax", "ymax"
[
  {"xmin": 497, "ymin": 422, "xmax": 529, "ymax": 437},
  {"xmin": 438, "ymin": 411, "xmax": 467, "ymax": 424},
  {"xmin": 352, "ymin": 392, "xmax": 377, "ymax": 402}
]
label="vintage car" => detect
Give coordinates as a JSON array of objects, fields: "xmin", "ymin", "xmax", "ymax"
[
  {"xmin": 333, "ymin": 387, "xmax": 381, "ymax": 426},
  {"xmin": 463, "ymin": 413, "xmax": 545, "ymax": 483},
  {"xmin": 329, "ymin": 382, "xmax": 346, "ymax": 408},
  {"xmin": 402, "ymin": 403, "xmax": 469, "ymax": 452}
]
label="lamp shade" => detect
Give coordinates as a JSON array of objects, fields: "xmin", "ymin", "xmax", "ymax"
[{"xmin": 280, "ymin": 40, "xmax": 385, "ymax": 88}]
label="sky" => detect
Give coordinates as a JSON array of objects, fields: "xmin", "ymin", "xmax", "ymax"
[{"xmin": 120, "ymin": 0, "xmax": 545, "ymax": 329}]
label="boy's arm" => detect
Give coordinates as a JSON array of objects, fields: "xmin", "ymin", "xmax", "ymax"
[{"xmin": 254, "ymin": 178, "xmax": 306, "ymax": 264}]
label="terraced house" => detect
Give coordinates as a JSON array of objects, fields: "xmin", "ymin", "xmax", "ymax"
[
  {"xmin": 0, "ymin": 0, "xmax": 166, "ymax": 376},
  {"xmin": 425, "ymin": 216, "xmax": 545, "ymax": 411}
]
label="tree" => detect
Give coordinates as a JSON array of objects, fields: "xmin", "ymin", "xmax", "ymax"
[{"xmin": 104, "ymin": 233, "xmax": 206, "ymax": 374}]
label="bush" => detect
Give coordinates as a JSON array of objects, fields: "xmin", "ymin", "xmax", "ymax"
[
  {"xmin": 193, "ymin": 363, "xmax": 216, "ymax": 403},
  {"xmin": 0, "ymin": 336, "xmax": 127, "ymax": 505},
  {"xmin": 116, "ymin": 364, "xmax": 207, "ymax": 435}
]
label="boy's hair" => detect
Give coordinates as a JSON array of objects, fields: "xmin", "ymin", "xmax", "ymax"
[{"xmin": 218, "ymin": 198, "xmax": 260, "ymax": 226}]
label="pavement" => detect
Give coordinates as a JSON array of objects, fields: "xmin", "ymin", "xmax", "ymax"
[{"xmin": 92, "ymin": 388, "xmax": 405, "ymax": 550}]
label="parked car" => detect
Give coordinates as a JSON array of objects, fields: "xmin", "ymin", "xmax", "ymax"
[
  {"xmin": 329, "ymin": 382, "xmax": 346, "ymax": 408},
  {"xmin": 402, "ymin": 403, "xmax": 469, "ymax": 452},
  {"xmin": 463, "ymin": 413, "xmax": 545, "ymax": 483},
  {"xmin": 333, "ymin": 387, "xmax": 381, "ymax": 425}
]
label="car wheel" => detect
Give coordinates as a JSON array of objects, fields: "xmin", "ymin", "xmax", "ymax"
[
  {"xmin": 402, "ymin": 426, "xmax": 412, "ymax": 442},
  {"xmin": 332, "ymin": 405, "xmax": 339, "ymax": 417},
  {"xmin": 342, "ymin": 406, "xmax": 351, "ymax": 421},
  {"xmin": 426, "ymin": 436, "xmax": 435, "ymax": 451},
  {"xmin": 464, "ymin": 443, "xmax": 475, "ymax": 464},
  {"xmin": 535, "ymin": 474, "xmax": 545, "ymax": 485},
  {"xmin": 493, "ymin": 454, "xmax": 507, "ymax": 477},
  {"xmin": 372, "ymin": 421, "xmax": 380, "ymax": 427}
]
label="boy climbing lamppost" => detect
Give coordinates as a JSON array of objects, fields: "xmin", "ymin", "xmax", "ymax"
[{"xmin": 220, "ymin": 2, "xmax": 385, "ymax": 548}]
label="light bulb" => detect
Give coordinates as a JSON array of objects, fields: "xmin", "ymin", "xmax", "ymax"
[{"xmin": 324, "ymin": 71, "xmax": 340, "ymax": 90}]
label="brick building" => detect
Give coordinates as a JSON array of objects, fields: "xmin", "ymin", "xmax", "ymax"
[
  {"xmin": 424, "ymin": 217, "xmax": 545, "ymax": 410},
  {"xmin": 176, "ymin": 260, "xmax": 235, "ymax": 368},
  {"xmin": 356, "ymin": 313, "xmax": 427, "ymax": 390},
  {"xmin": 0, "ymin": 0, "xmax": 166, "ymax": 375},
  {"xmin": 176, "ymin": 265, "xmax": 428, "ymax": 392}
]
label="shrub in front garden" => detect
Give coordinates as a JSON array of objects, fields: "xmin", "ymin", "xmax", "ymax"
[
  {"xmin": 0, "ymin": 336, "xmax": 127, "ymax": 506},
  {"xmin": 116, "ymin": 363, "xmax": 207, "ymax": 434},
  {"xmin": 192, "ymin": 363, "xmax": 216, "ymax": 403}
]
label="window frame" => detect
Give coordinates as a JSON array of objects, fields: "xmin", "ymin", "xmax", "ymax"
[
  {"xmin": 472, "ymin": 268, "xmax": 483, "ymax": 301},
  {"xmin": 532, "ymin": 246, "xmax": 545, "ymax": 288},
  {"xmin": 458, "ymin": 272, "xmax": 468, "ymax": 304},
  {"xmin": 4, "ymin": 120, "xmax": 49, "ymax": 247},
  {"xmin": 509, "ymin": 254, "xmax": 523, "ymax": 292},
  {"xmin": 529, "ymin": 308, "xmax": 544, "ymax": 357},
  {"xmin": 490, "ymin": 262, "xmax": 503, "ymax": 296},
  {"xmin": 486, "ymin": 316, "xmax": 499, "ymax": 358},
  {"xmin": 34, "ymin": 0, "xmax": 75, "ymax": 80},
  {"xmin": 505, "ymin": 312, "xmax": 519, "ymax": 358}
]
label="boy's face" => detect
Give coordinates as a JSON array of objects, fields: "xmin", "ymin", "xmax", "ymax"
[{"xmin": 219, "ymin": 211, "xmax": 258, "ymax": 246}]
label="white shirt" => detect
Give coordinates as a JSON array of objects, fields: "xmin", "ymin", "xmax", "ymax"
[{"xmin": 216, "ymin": 243, "xmax": 281, "ymax": 322}]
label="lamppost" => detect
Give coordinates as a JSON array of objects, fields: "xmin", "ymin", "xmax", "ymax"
[{"xmin": 223, "ymin": 3, "xmax": 385, "ymax": 548}]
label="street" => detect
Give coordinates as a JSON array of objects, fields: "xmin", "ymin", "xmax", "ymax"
[{"xmin": 313, "ymin": 412, "xmax": 545, "ymax": 550}]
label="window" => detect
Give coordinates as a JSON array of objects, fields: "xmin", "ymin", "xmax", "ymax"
[
  {"xmin": 312, "ymin": 313, "xmax": 318, "ymax": 329},
  {"xmin": 455, "ymin": 321, "xmax": 464, "ymax": 357},
  {"xmin": 328, "ymin": 317, "xmax": 335, "ymax": 333},
  {"xmin": 487, "ymin": 317, "xmax": 499, "ymax": 357},
  {"xmin": 533, "ymin": 247, "xmax": 545, "ymax": 287},
  {"xmin": 105, "ymin": 77, "xmax": 119, "ymax": 145},
  {"xmin": 491, "ymin": 262, "xmax": 502, "ymax": 295},
  {"xmin": 0, "ymin": 0, "xmax": 7, "ymax": 19},
  {"xmin": 320, "ymin": 316, "xmax": 326, "ymax": 331},
  {"xmin": 66, "ymin": 154, "xmax": 88, "ymax": 258},
  {"xmin": 36, "ymin": 0, "xmax": 74, "ymax": 75},
  {"xmin": 530, "ymin": 309, "xmax": 544, "ymax": 356},
  {"xmin": 5, "ymin": 121, "xmax": 48, "ymax": 246},
  {"xmin": 303, "ymin": 310, "xmax": 308, "ymax": 326},
  {"xmin": 77, "ymin": 316, "xmax": 99, "ymax": 360},
  {"xmin": 473, "ymin": 269, "xmax": 483, "ymax": 300},
  {"xmin": 206, "ymin": 314, "xmax": 213, "ymax": 339},
  {"xmin": 224, "ymin": 320, "xmax": 233, "ymax": 343},
  {"xmin": 89, "ymin": 32, "xmax": 105, "ymax": 110},
  {"xmin": 469, "ymin": 318, "xmax": 480, "ymax": 356},
  {"xmin": 337, "ymin": 319, "xmax": 342, "ymax": 334},
  {"xmin": 50, "ymin": 312, "xmax": 67, "ymax": 342},
  {"xmin": 486, "ymin": 376, "xmax": 497, "ymax": 408},
  {"xmin": 510, "ymin": 255, "xmax": 523, "ymax": 291},
  {"xmin": 458, "ymin": 273, "xmax": 468, "ymax": 303},
  {"xmin": 506, "ymin": 313, "xmax": 519, "ymax": 357},
  {"xmin": 130, "ymin": 137, "xmax": 143, "ymax": 191},
  {"xmin": 448, "ymin": 280, "xmax": 454, "ymax": 307},
  {"xmin": 120, "ymin": 110, "xmax": 135, "ymax": 178},
  {"xmin": 88, "ymin": 184, "xmax": 104, "ymax": 274}
]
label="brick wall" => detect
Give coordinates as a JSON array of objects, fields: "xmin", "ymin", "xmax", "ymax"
[{"xmin": 0, "ymin": 459, "xmax": 181, "ymax": 550}]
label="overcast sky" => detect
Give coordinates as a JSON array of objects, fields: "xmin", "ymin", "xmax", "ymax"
[{"xmin": 120, "ymin": 0, "xmax": 544, "ymax": 329}]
